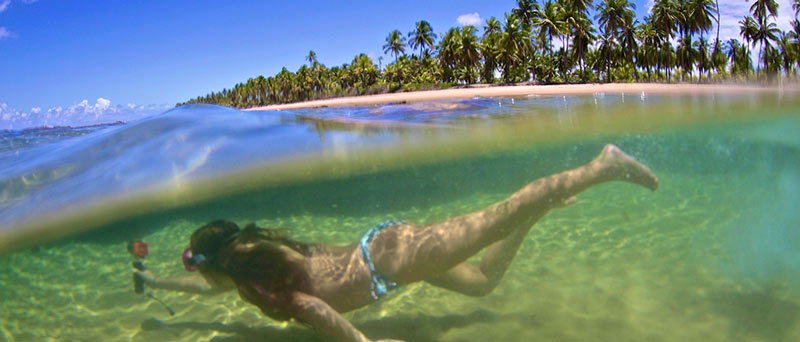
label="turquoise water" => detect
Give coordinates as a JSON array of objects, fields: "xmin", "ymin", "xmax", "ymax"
[{"xmin": 1, "ymin": 91, "xmax": 799, "ymax": 341}]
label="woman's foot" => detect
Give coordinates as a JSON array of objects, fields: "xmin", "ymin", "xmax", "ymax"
[{"xmin": 595, "ymin": 144, "xmax": 659, "ymax": 191}]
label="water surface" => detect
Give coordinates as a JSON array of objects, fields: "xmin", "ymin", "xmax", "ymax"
[{"xmin": 1, "ymin": 91, "xmax": 799, "ymax": 341}]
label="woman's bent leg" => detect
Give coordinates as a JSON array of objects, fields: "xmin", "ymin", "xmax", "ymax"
[
  {"xmin": 425, "ymin": 194, "xmax": 581, "ymax": 296},
  {"xmin": 424, "ymin": 196, "xmax": 577, "ymax": 296},
  {"xmin": 371, "ymin": 144, "xmax": 658, "ymax": 284},
  {"xmin": 423, "ymin": 224, "xmax": 530, "ymax": 296}
]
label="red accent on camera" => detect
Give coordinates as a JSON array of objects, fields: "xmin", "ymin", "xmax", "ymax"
[{"xmin": 129, "ymin": 241, "xmax": 149, "ymax": 259}]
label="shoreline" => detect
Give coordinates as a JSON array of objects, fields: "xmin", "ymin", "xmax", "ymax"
[{"xmin": 246, "ymin": 83, "xmax": 795, "ymax": 111}]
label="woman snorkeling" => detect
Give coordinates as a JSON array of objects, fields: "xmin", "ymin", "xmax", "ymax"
[{"xmin": 133, "ymin": 144, "xmax": 658, "ymax": 342}]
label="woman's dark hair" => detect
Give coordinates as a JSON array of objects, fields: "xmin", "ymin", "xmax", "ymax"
[
  {"xmin": 190, "ymin": 220, "xmax": 241, "ymax": 267},
  {"xmin": 190, "ymin": 220, "xmax": 314, "ymax": 319}
]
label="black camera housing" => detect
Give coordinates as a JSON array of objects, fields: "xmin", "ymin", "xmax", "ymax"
[{"xmin": 132, "ymin": 261, "xmax": 146, "ymax": 294}]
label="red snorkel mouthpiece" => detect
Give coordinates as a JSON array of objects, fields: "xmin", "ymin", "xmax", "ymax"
[
  {"xmin": 182, "ymin": 247, "xmax": 196, "ymax": 272},
  {"xmin": 183, "ymin": 247, "xmax": 207, "ymax": 272}
]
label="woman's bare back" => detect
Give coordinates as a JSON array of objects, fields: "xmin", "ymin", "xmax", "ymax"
[{"xmin": 307, "ymin": 244, "xmax": 377, "ymax": 312}]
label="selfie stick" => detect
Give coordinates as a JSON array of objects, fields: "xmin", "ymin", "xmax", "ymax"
[{"xmin": 132, "ymin": 260, "xmax": 176, "ymax": 316}]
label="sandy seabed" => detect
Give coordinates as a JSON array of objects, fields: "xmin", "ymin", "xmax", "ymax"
[
  {"xmin": 2, "ymin": 86, "xmax": 799, "ymax": 342},
  {"xmin": 247, "ymin": 83, "xmax": 794, "ymax": 111}
]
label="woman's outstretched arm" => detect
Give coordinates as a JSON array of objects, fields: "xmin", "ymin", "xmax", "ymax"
[
  {"xmin": 133, "ymin": 269, "xmax": 235, "ymax": 295},
  {"xmin": 272, "ymin": 291, "xmax": 403, "ymax": 342}
]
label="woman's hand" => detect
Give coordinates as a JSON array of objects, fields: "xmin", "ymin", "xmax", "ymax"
[{"xmin": 132, "ymin": 268, "xmax": 157, "ymax": 286}]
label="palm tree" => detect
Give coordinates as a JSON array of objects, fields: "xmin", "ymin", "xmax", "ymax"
[
  {"xmin": 652, "ymin": 0, "xmax": 678, "ymax": 81},
  {"xmin": 534, "ymin": 0, "xmax": 563, "ymax": 53},
  {"xmin": 481, "ymin": 17, "xmax": 503, "ymax": 83},
  {"xmin": 184, "ymin": 0, "xmax": 800, "ymax": 108},
  {"xmin": 349, "ymin": 54, "xmax": 379, "ymax": 92},
  {"xmin": 513, "ymin": 0, "xmax": 539, "ymax": 31},
  {"xmin": 558, "ymin": 0, "xmax": 578, "ymax": 81},
  {"xmin": 740, "ymin": 16, "xmax": 758, "ymax": 49},
  {"xmin": 408, "ymin": 20, "xmax": 437, "ymax": 57},
  {"xmin": 675, "ymin": 0, "xmax": 691, "ymax": 40},
  {"xmin": 567, "ymin": 0, "xmax": 594, "ymax": 12},
  {"xmin": 534, "ymin": 0, "xmax": 563, "ymax": 81},
  {"xmin": 687, "ymin": 0, "xmax": 718, "ymax": 43},
  {"xmin": 794, "ymin": 18, "xmax": 800, "ymax": 38},
  {"xmin": 750, "ymin": 0, "xmax": 779, "ymax": 24},
  {"xmin": 438, "ymin": 27, "xmax": 461, "ymax": 82},
  {"xmin": 596, "ymin": 0, "xmax": 635, "ymax": 78},
  {"xmin": 485, "ymin": 16, "xmax": 502, "ymax": 35},
  {"xmin": 748, "ymin": 0, "xmax": 779, "ymax": 75},
  {"xmin": 572, "ymin": 14, "xmax": 596, "ymax": 82},
  {"xmin": 383, "ymin": 30, "xmax": 407, "ymax": 64},
  {"xmin": 710, "ymin": 38, "xmax": 728, "ymax": 79},
  {"xmin": 793, "ymin": 20, "xmax": 800, "ymax": 74},
  {"xmin": 776, "ymin": 32, "xmax": 796, "ymax": 76},
  {"xmin": 498, "ymin": 13, "xmax": 528, "ymax": 82},
  {"xmin": 596, "ymin": 0, "xmax": 635, "ymax": 38},
  {"xmin": 636, "ymin": 18, "xmax": 658, "ymax": 80},
  {"xmin": 595, "ymin": 30, "xmax": 618, "ymax": 82},
  {"xmin": 306, "ymin": 50, "xmax": 318, "ymax": 67},
  {"xmin": 696, "ymin": 37, "xmax": 710, "ymax": 82},
  {"xmin": 619, "ymin": 15, "xmax": 639, "ymax": 70},
  {"xmin": 676, "ymin": 35, "xmax": 696, "ymax": 81},
  {"xmin": 459, "ymin": 25, "xmax": 482, "ymax": 84},
  {"xmin": 762, "ymin": 44, "xmax": 781, "ymax": 74},
  {"xmin": 497, "ymin": 14, "xmax": 519, "ymax": 82},
  {"xmin": 726, "ymin": 39, "xmax": 741, "ymax": 76},
  {"xmin": 753, "ymin": 19, "xmax": 782, "ymax": 73}
]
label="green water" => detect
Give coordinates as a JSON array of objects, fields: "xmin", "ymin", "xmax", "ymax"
[{"xmin": 2, "ymin": 96, "xmax": 800, "ymax": 341}]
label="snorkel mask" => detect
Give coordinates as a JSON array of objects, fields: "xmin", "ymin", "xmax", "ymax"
[
  {"xmin": 182, "ymin": 228, "xmax": 241, "ymax": 272},
  {"xmin": 182, "ymin": 247, "xmax": 206, "ymax": 272}
]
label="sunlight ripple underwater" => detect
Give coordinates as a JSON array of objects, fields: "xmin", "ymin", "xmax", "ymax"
[{"xmin": 1, "ymin": 92, "xmax": 800, "ymax": 341}]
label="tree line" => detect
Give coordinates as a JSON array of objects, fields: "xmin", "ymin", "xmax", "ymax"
[{"xmin": 179, "ymin": 0, "xmax": 800, "ymax": 108}]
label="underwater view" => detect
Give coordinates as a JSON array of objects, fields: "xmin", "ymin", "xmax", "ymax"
[{"xmin": 2, "ymin": 91, "xmax": 800, "ymax": 342}]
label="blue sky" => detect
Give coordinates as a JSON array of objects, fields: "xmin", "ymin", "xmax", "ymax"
[{"xmin": 0, "ymin": 0, "xmax": 795, "ymax": 129}]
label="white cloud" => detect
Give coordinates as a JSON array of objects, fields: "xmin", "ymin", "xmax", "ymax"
[
  {"xmin": 711, "ymin": 0, "xmax": 796, "ymax": 67},
  {"xmin": 715, "ymin": 0, "xmax": 752, "ymax": 43},
  {"xmin": 688, "ymin": 0, "xmax": 796, "ymax": 44},
  {"xmin": 774, "ymin": 0, "xmax": 795, "ymax": 33},
  {"xmin": 642, "ymin": 0, "xmax": 795, "ymax": 45},
  {"xmin": 457, "ymin": 12, "xmax": 482, "ymax": 26},
  {"xmin": 1, "ymin": 0, "xmax": 40, "ymax": 38},
  {"xmin": 96, "ymin": 97, "xmax": 111, "ymax": 111},
  {"xmin": 1, "ymin": 0, "xmax": 37, "ymax": 13},
  {"xmin": 0, "ymin": 27, "xmax": 13, "ymax": 39},
  {"xmin": 0, "ymin": 99, "xmax": 170, "ymax": 131}
]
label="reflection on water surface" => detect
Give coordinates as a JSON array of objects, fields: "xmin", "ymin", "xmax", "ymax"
[{"xmin": 1, "ymin": 91, "xmax": 799, "ymax": 341}]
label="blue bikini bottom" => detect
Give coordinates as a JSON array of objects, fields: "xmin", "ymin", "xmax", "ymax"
[{"xmin": 359, "ymin": 220, "xmax": 404, "ymax": 300}]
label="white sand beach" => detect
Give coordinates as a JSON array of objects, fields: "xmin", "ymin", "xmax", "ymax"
[{"xmin": 247, "ymin": 83, "xmax": 793, "ymax": 111}]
